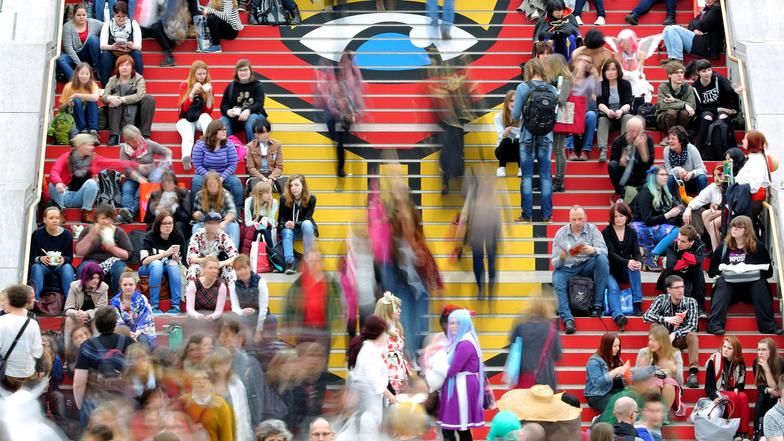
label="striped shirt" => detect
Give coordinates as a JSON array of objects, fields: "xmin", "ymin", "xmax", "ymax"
[
  {"xmin": 192, "ymin": 140, "xmax": 238, "ymax": 181},
  {"xmin": 643, "ymin": 294, "xmax": 698, "ymax": 339},
  {"xmin": 205, "ymin": 0, "xmax": 244, "ymax": 31}
]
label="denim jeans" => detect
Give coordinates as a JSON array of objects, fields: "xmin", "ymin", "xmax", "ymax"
[
  {"xmin": 631, "ymin": 0, "xmax": 677, "ymax": 17},
  {"xmin": 94, "ymin": 0, "xmax": 138, "ymax": 21},
  {"xmin": 30, "ymin": 263, "xmax": 75, "ymax": 299},
  {"xmin": 667, "ymin": 173, "xmax": 708, "ymax": 197},
  {"xmin": 552, "ymin": 254, "xmax": 610, "ymax": 322},
  {"xmin": 56, "ymin": 35, "xmax": 100, "ymax": 81},
  {"xmin": 192, "ymin": 221, "xmax": 241, "ymax": 250},
  {"xmin": 121, "ymin": 179, "xmax": 140, "ymax": 217},
  {"xmin": 395, "ymin": 280, "xmax": 429, "ymax": 360},
  {"xmin": 574, "ymin": 0, "xmax": 605, "ymax": 16},
  {"xmin": 606, "ymin": 270, "xmax": 643, "ymax": 317},
  {"xmin": 567, "ymin": 110, "xmax": 598, "ymax": 152},
  {"xmin": 72, "ymin": 98, "xmax": 99, "ymax": 132},
  {"xmin": 190, "ymin": 174, "xmax": 245, "ymax": 212},
  {"xmin": 663, "ymin": 25, "xmax": 695, "ymax": 60},
  {"xmin": 280, "ymin": 220, "xmax": 315, "ymax": 263},
  {"xmin": 79, "ymin": 259, "xmax": 126, "ymax": 295},
  {"xmin": 519, "ymin": 131, "xmax": 553, "ymax": 219},
  {"xmin": 48, "ymin": 179, "xmax": 99, "ymax": 210},
  {"xmin": 427, "ymin": 0, "xmax": 455, "ymax": 30},
  {"xmin": 631, "ymin": 222, "xmax": 679, "ymax": 256},
  {"xmin": 220, "ymin": 114, "xmax": 266, "ymax": 145},
  {"xmin": 99, "ymin": 49, "xmax": 144, "ymax": 85},
  {"xmin": 139, "ymin": 260, "xmax": 182, "ymax": 310}
]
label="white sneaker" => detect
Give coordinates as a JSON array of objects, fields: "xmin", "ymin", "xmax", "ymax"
[
  {"xmin": 594, "ymin": 16, "xmax": 605, "ymax": 25},
  {"xmin": 575, "ymin": 15, "xmax": 584, "ymax": 25},
  {"xmin": 517, "ymin": 168, "xmax": 522, "ymax": 177},
  {"xmin": 496, "ymin": 166, "xmax": 507, "ymax": 177}
]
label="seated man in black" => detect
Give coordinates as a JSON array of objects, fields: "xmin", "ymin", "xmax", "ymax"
[
  {"xmin": 656, "ymin": 225, "xmax": 707, "ymax": 318},
  {"xmin": 607, "ymin": 116, "xmax": 655, "ymax": 201}
]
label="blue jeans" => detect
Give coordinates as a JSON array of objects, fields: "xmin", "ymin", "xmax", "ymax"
[
  {"xmin": 190, "ymin": 174, "xmax": 245, "ymax": 212},
  {"xmin": 552, "ymin": 254, "xmax": 610, "ymax": 322},
  {"xmin": 663, "ymin": 25, "xmax": 695, "ymax": 60},
  {"xmin": 79, "ymin": 259, "xmax": 126, "ymax": 295},
  {"xmin": 48, "ymin": 179, "xmax": 99, "ymax": 210},
  {"xmin": 220, "ymin": 114, "xmax": 266, "ymax": 145},
  {"xmin": 631, "ymin": 0, "xmax": 677, "ymax": 16},
  {"xmin": 427, "ymin": 0, "xmax": 455, "ymax": 30},
  {"xmin": 651, "ymin": 227, "xmax": 680, "ymax": 255},
  {"xmin": 280, "ymin": 220, "xmax": 315, "ymax": 263},
  {"xmin": 139, "ymin": 260, "xmax": 182, "ymax": 310},
  {"xmin": 667, "ymin": 173, "xmax": 708, "ymax": 196},
  {"xmin": 519, "ymin": 131, "xmax": 553, "ymax": 219},
  {"xmin": 30, "ymin": 263, "xmax": 75, "ymax": 299},
  {"xmin": 606, "ymin": 270, "xmax": 643, "ymax": 317},
  {"xmin": 56, "ymin": 35, "xmax": 100, "ymax": 81},
  {"xmin": 192, "ymin": 221, "xmax": 241, "ymax": 250},
  {"xmin": 574, "ymin": 0, "xmax": 605, "ymax": 16},
  {"xmin": 395, "ymin": 280, "xmax": 429, "ymax": 360},
  {"xmin": 94, "ymin": 0, "xmax": 138, "ymax": 21},
  {"xmin": 121, "ymin": 179, "xmax": 140, "ymax": 216},
  {"xmin": 72, "ymin": 98, "xmax": 99, "ymax": 132},
  {"xmin": 567, "ymin": 110, "xmax": 598, "ymax": 152},
  {"xmin": 99, "ymin": 49, "xmax": 144, "ymax": 85}
]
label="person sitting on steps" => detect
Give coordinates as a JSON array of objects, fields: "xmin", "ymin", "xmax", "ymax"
[
  {"xmin": 551, "ymin": 205, "xmax": 610, "ymax": 335},
  {"xmin": 655, "ymin": 225, "xmax": 707, "ymax": 318},
  {"xmin": 624, "ymin": 0, "xmax": 676, "ymax": 26},
  {"xmin": 102, "ymin": 55, "xmax": 157, "ymax": 146},
  {"xmin": 643, "ymin": 274, "xmax": 700, "ymax": 389},
  {"xmin": 607, "ymin": 116, "xmax": 654, "ymax": 202},
  {"xmin": 655, "ymin": 61, "xmax": 696, "ymax": 137}
]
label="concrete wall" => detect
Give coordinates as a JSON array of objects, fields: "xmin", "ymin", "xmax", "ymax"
[{"xmin": 0, "ymin": 2, "xmax": 61, "ymax": 286}]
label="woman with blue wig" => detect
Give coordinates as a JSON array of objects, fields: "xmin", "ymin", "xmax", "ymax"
[
  {"xmin": 629, "ymin": 165, "xmax": 684, "ymax": 271},
  {"xmin": 438, "ymin": 309, "xmax": 485, "ymax": 440}
]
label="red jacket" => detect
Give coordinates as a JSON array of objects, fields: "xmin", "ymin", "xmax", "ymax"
[
  {"xmin": 49, "ymin": 151, "xmax": 135, "ymax": 186},
  {"xmin": 178, "ymin": 81, "xmax": 214, "ymax": 118}
]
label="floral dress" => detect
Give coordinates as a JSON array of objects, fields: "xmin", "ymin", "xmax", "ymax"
[
  {"xmin": 186, "ymin": 229, "xmax": 238, "ymax": 284},
  {"xmin": 111, "ymin": 291, "xmax": 157, "ymax": 347},
  {"xmin": 385, "ymin": 327, "xmax": 411, "ymax": 393}
]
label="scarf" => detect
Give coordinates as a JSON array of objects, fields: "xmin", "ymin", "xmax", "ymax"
[
  {"xmin": 69, "ymin": 152, "xmax": 92, "ymax": 178},
  {"xmin": 707, "ymin": 352, "xmax": 744, "ymax": 391},
  {"xmin": 668, "ymin": 146, "xmax": 688, "ymax": 168},
  {"xmin": 124, "ymin": 138, "xmax": 148, "ymax": 159},
  {"xmin": 109, "ymin": 17, "xmax": 133, "ymax": 42}
]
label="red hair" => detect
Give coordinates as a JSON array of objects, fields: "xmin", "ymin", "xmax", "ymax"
[
  {"xmin": 745, "ymin": 130, "xmax": 767, "ymax": 154},
  {"xmin": 114, "ymin": 55, "xmax": 136, "ymax": 77},
  {"xmin": 596, "ymin": 332, "xmax": 623, "ymax": 369}
]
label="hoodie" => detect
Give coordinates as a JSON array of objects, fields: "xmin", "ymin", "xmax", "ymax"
[{"xmin": 614, "ymin": 421, "xmax": 644, "ymax": 441}]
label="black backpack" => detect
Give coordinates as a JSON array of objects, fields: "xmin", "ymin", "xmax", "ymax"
[
  {"xmin": 568, "ymin": 276, "xmax": 594, "ymax": 316},
  {"xmin": 635, "ymin": 102, "xmax": 657, "ymax": 129},
  {"xmin": 96, "ymin": 169, "xmax": 122, "ymax": 209},
  {"xmin": 88, "ymin": 335, "xmax": 128, "ymax": 396},
  {"xmin": 522, "ymin": 81, "xmax": 558, "ymax": 136},
  {"xmin": 251, "ymin": 0, "xmax": 287, "ymax": 25}
]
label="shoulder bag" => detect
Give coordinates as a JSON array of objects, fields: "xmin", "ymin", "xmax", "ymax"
[
  {"xmin": 0, "ymin": 317, "xmax": 32, "ymax": 380},
  {"xmin": 517, "ymin": 323, "xmax": 556, "ymax": 388}
]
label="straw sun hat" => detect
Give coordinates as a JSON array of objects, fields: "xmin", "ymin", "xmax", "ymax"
[{"xmin": 496, "ymin": 385, "xmax": 582, "ymax": 423}]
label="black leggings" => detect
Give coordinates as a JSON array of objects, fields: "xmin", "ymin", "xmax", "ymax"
[
  {"xmin": 442, "ymin": 429, "xmax": 473, "ymax": 441},
  {"xmin": 206, "ymin": 14, "xmax": 239, "ymax": 45}
]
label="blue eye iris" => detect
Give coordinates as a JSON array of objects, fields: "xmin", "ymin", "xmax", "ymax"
[{"xmin": 353, "ymin": 33, "xmax": 431, "ymax": 71}]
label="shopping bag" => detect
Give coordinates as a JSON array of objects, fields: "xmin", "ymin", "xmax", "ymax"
[
  {"xmin": 249, "ymin": 237, "xmax": 272, "ymax": 273},
  {"xmin": 193, "ymin": 15, "xmax": 212, "ymax": 52},
  {"xmin": 138, "ymin": 182, "xmax": 160, "ymax": 222},
  {"xmin": 503, "ymin": 336, "xmax": 522, "ymax": 388}
]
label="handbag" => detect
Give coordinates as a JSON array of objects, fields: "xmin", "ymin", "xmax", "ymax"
[
  {"xmin": 553, "ymin": 95, "xmax": 586, "ymax": 135},
  {"xmin": 35, "ymin": 291, "xmax": 65, "ymax": 317},
  {"xmin": 0, "ymin": 317, "xmax": 32, "ymax": 380},
  {"xmin": 503, "ymin": 336, "xmax": 522, "ymax": 387},
  {"xmin": 249, "ymin": 236, "xmax": 272, "ymax": 273},
  {"xmin": 719, "ymin": 244, "xmax": 763, "ymax": 284},
  {"xmin": 517, "ymin": 324, "xmax": 556, "ymax": 388},
  {"xmin": 193, "ymin": 15, "xmax": 212, "ymax": 52},
  {"xmin": 689, "ymin": 396, "xmax": 729, "ymax": 423},
  {"xmin": 693, "ymin": 414, "xmax": 740, "ymax": 441}
]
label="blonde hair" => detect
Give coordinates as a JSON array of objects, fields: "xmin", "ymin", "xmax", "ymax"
[
  {"xmin": 206, "ymin": 346, "xmax": 234, "ymax": 381},
  {"xmin": 209, "ymin": 0, "xmax": 238, "ymax": 8},
  {"xmin": 545, "ymin": 53, "xmax": 573, "ymax": 84},
  {"xmin": 374, "ymin": 292, "xmax": 404, "ymax": 338},
  {"xmin": 199, "ymin": 171, "xmax": 226, "ymax": 213},
  {"xmin": 648, "ymin": 324, "xmax": 676, "ymax": 364},
  {"xmin": 523, "ymin": 296, "xmax": 556, "ymax": 320},
  {"xmin": 250, "ymin": 180, "xmax": 273, "ymax": 220}
]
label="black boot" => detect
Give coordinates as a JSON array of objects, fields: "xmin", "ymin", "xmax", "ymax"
[
  {"xmin": 288, "ymin": 5, "xmax": 302, "ymax": 25},
  {"xmin": 553, "ymin": 178, "xmax": 565, "ymax": 192}
]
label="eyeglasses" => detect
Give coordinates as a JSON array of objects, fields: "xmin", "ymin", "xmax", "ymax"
[{"xmin": 217, "ymin": 128, "xmax": 227, "ymax": 131}]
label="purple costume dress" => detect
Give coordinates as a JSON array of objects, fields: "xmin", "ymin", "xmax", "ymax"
[{"xmin": 438, "ymin": 337, "xmax": 485, "ymax": 430}]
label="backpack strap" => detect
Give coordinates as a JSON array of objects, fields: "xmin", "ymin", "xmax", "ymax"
[
  {"xmin": 532, "ymin": 323, "xmax": 556, "ymax": 377},
  {"xmin": 0, "ymin": 317, "xmax": 32, "ymax": 370}
]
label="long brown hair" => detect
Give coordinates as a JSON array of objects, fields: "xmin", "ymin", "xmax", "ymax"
[
  {"xmin": 199, "ymin": 172, "xmax": 225, "ymax": 213},
  {"xmin": 755, "ymin": 338, "xmax": 782, "ymax": 386},
  {"xmin": 501, "ymin": 90, "xmax": 518, "ymax": 128},
  {"xmin": 283, "ymin": 174, "xmax": 311, "ymax": 208},
  {"xmin": 70, "ymin": 62, "xmax": 97, "ymax": 91},
  {"xmin": 179, "ymin": 60, "xmax": 212, "ymax": 106},
  {"xmin": 648, "ymin": 324, "xmax": 676, "ymax": 364},
  {"xmin": 596, "ymin": 332, "xmax": 623, "ymax": 369},
  {"xmin": 724, "ymin": 215, "xmax": 758, "ymax": 253},
  {"xmin": 203, "ymin": 120, "xmax": 227, "ymax": 150}
]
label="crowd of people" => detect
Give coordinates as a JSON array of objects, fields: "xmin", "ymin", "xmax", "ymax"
[{"xmin": 15, "ymin": 0, "xmax": 783, "ymax": 440}]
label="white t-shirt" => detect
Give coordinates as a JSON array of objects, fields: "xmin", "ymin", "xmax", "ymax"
[{"xmin": 0, "ymin": 314, "xmax": 43, "ymax": 378}]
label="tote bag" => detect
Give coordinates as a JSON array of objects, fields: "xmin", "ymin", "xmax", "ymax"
[
  {"xmin": 553, "ymin": 95, "xmax": 586, "ymax": 135},
  {"xmin": 503, "ymin": 336, "xmax": 522, "ymax": 388},
  {"xmin": 249, "ymin": 237, "xmax": 272, "ymax": 273},
  {"xmin": 193, "ymin": 15, "xmax": 212, "ymax": 52},
  {"xmin": 693, "ymin": 414, "xmax": 740, "ymax": 441}
]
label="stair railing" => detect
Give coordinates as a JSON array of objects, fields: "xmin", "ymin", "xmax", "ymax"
[
  {"xmin": 719, "ymin": 0, "xmax": 753, "ymax": 130},
  {"xmin": 762, "ymin": 202, "xmax": 784, "ymax": 328}
]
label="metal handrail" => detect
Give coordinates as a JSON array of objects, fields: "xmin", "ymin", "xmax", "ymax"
[
  {"xmin": 762, "ymin": 202, "xmax": 784, "ymax": 328},
  {"xmin": 719, "ymin": 0, "xmax": 753, "ymax": 131}
]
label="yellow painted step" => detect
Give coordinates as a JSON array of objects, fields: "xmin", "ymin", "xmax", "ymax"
[
  {"xmin": 310, "ymin": 192, "xmax": 369, "ymax": 206},
  {"xmin": 326, "ymin": 332, "xmax": 510, "ymax": 351},
  {"xmin": 282, "ymin": 160, "xmax": 367, "ymax": 176},
  {"xmin": 306, "ymin": 176, "xmax": 369, "ymax": 191},
  {"xmin": 421, "ymin": 176, "xmax": 525, "ymax": 192},
  {"xmin": 428, "ymin": 240, "xmax": 534, "ymax": 255},
  {"xmin": 432, "ymin": 316, "xmax": 519, "ymax": 333},
  {"xmin": 430, "ymin": 298, "xmax": 531, "ymax": 314},
  {"xmin": 423, "ymin": 223, "xmax": 534, "ymax": 238}
]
